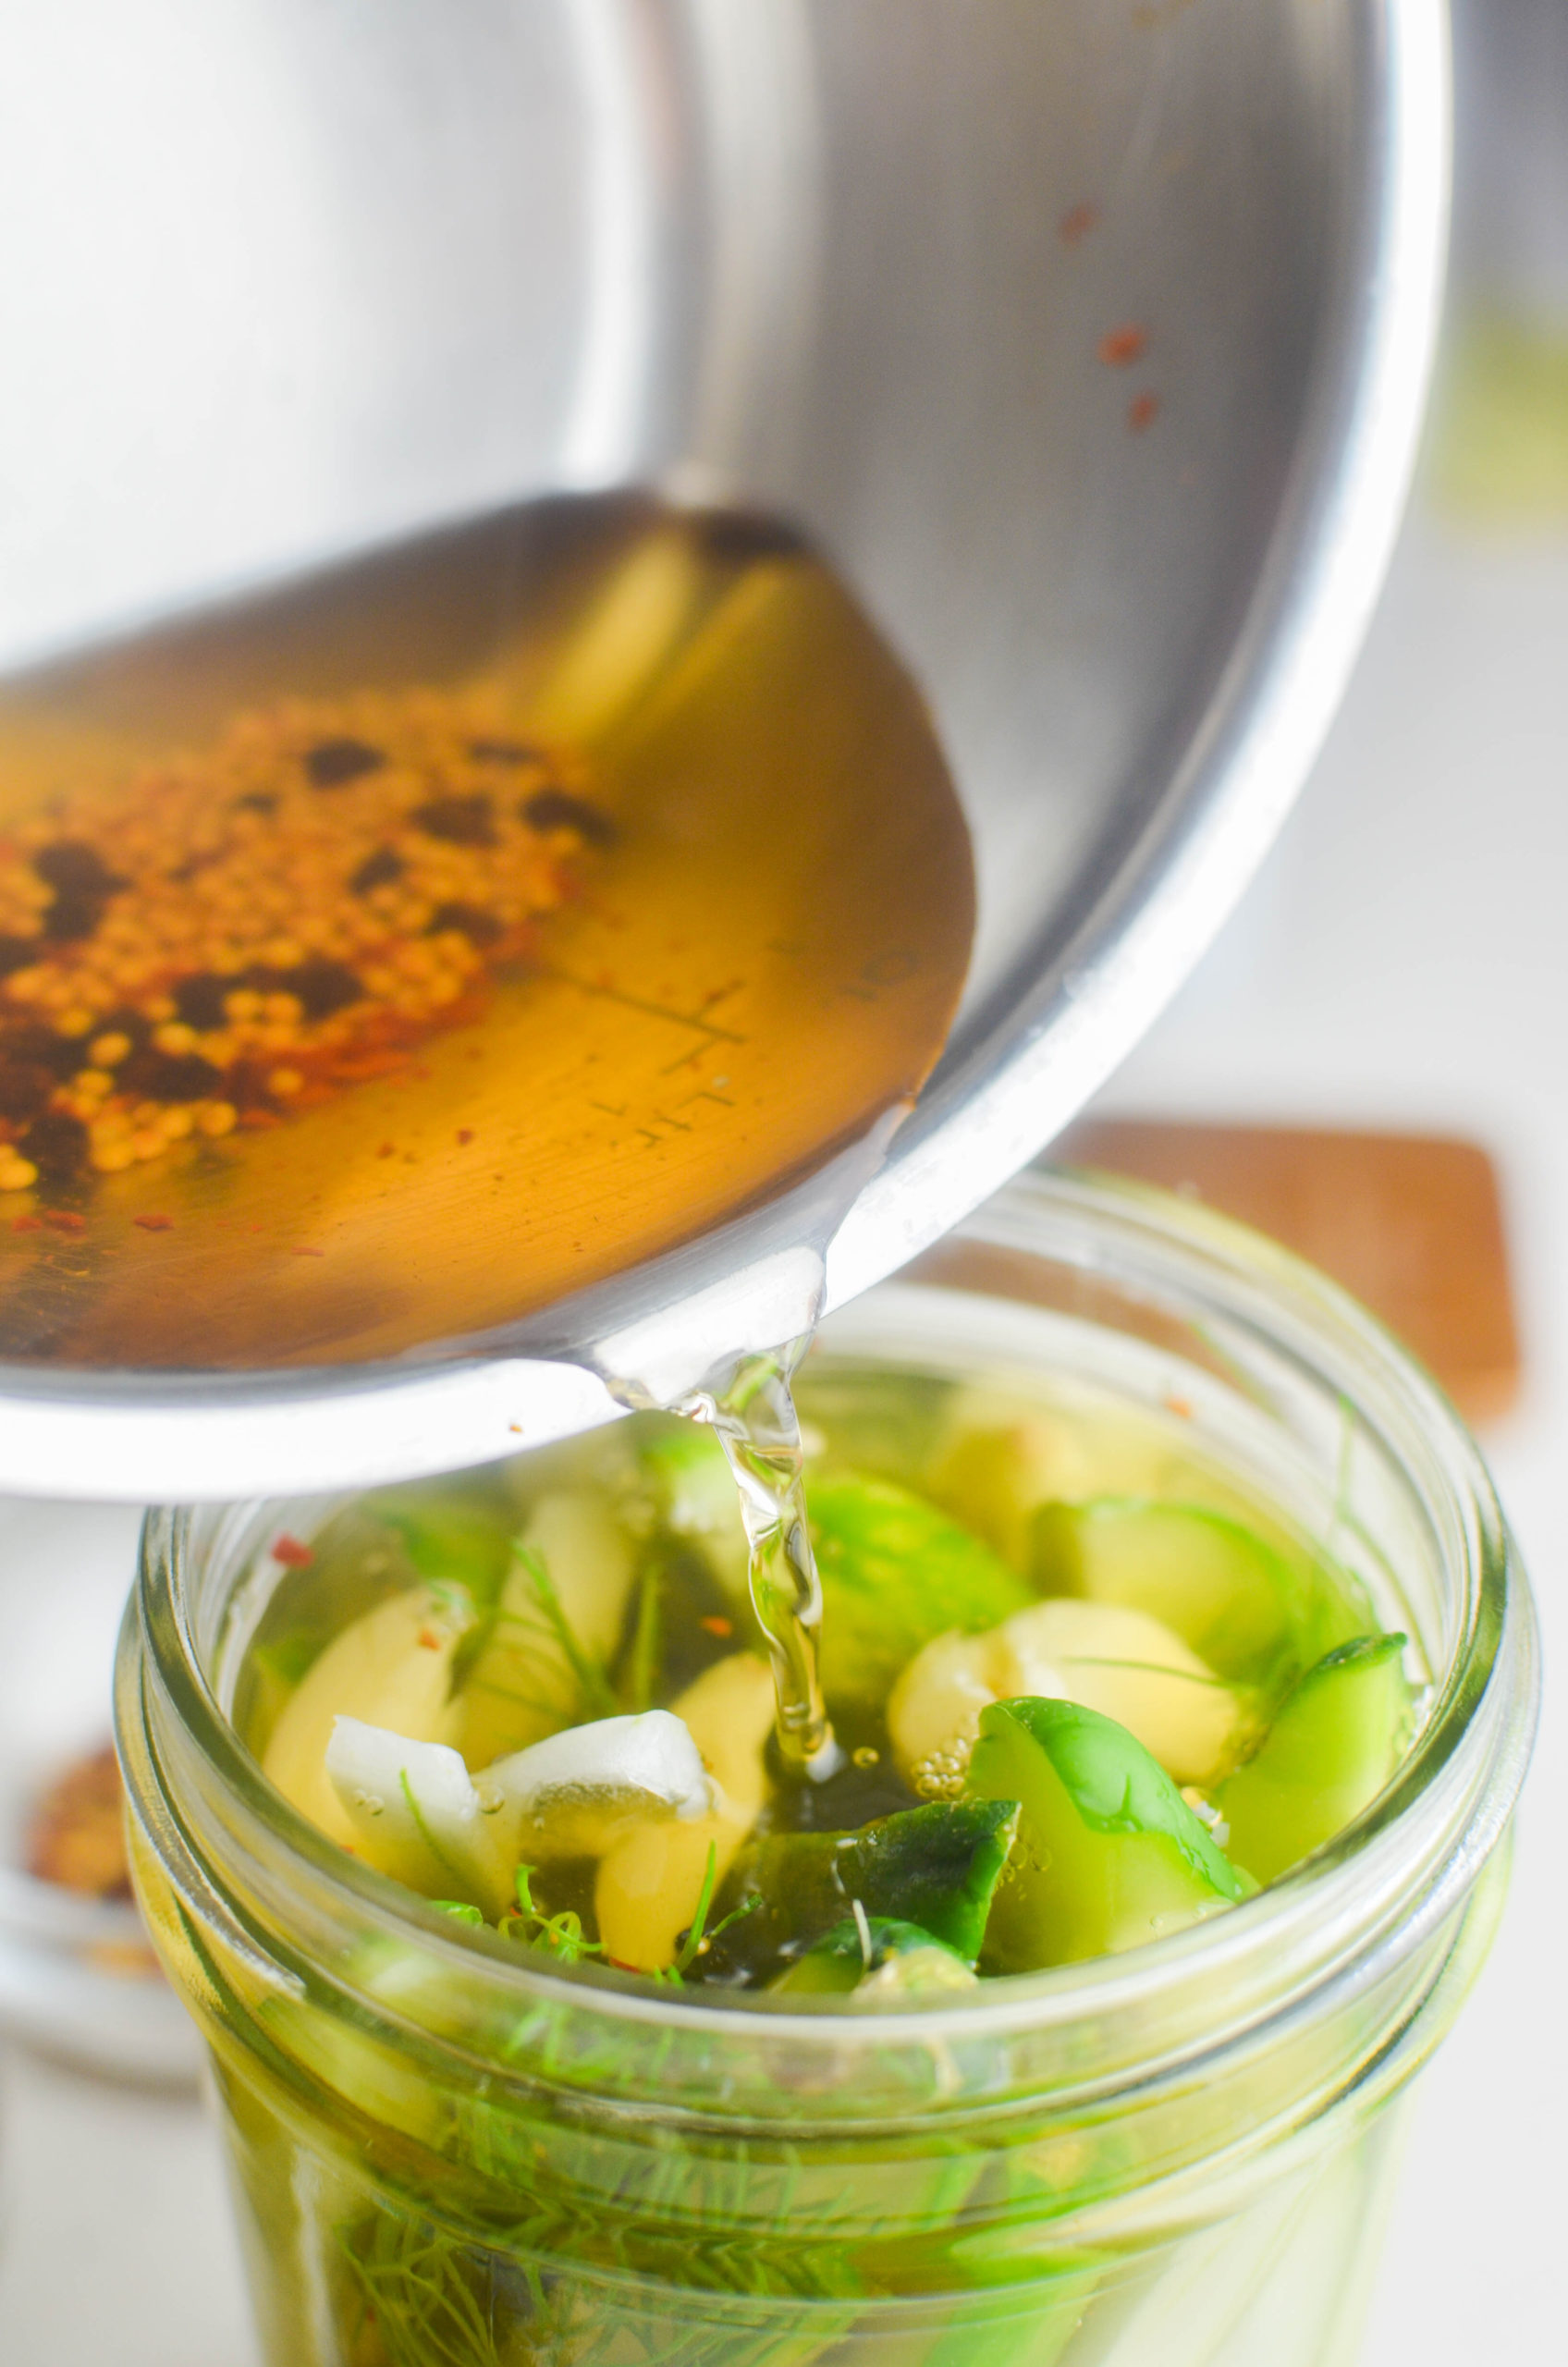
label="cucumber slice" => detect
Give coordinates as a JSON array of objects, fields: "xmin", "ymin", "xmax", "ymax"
[
  {"xmin": 1217, "ymin": 1633, "xmax": 1411, "ymax": 1883},
  {"xmin": 809, "ymin": 1476, "xmax": 1032, "ymax": 1706},
  {"xmin": 325, "ymin": 1720, "xmax": 514, "ymax": 1913},
  {"xmin": 888, "ymin": 1627, "xmax": 1019, "ymax": 1790},
  {"xmin": 637, "ymin": 1423, "xmax": 751, "ymax": 1600},
  {"xmin": 454, "ymin": 1492, "xmax": 636, "ymax": 1766},
  {"xmin": 594, "ymin": 1652, "xmax": 777, "ymax": 1972},
  {"xmin": 717, "ymin": 1799, "xmax": 1021, "ymax": 1980},
  {"xmin": 770, "ymin": 1916, "xmax": 977, "ymax": 1997},
  {"xmin": 262, "ymin": 1585, "xmax": 474, "ymax": 1848},
  {"xmin": 930, "ymin": 1423, "xmax": 1076, "ymax": 1566},
  {"xmin": 998, "ymin": 1600, "xmax": 1243, "ymax": 1788},
  {"xmin": 967, "ymin": 1698, "xmax": 1244, "ymax": 1970},
  {"xmin": 793, "ymin": 1363, "xmax": 955, "ymax": 1490},
  {"xmin": 888, "ymin": 1600, "xmax": 1243, "ymax": 1794},
  {"xmin": 930, "ymin": 1395, "xmax": 1183, "ymax": 1565},
  {"xmin": 374, "ymin": 1485, "xmax": 517, "ymax": 1609},
  {"xmin": 1028, "ymin": 1498, "xmax": 1299, "ymax": 1686}
]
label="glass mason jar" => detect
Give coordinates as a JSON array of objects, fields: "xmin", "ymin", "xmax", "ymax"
[{"xmin": 116, "ymin": 1170, "xmax": 1538, "ymax": 2367}]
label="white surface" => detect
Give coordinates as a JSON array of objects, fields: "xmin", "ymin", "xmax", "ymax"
[
  {"xmin": 0, "ymin": 1502, "xmax": 143, "ymax": 1845},
  {"xmin": 1101, "ymin": 515, "xmax": 1567, "ymax": 2367},
  {"xmin": 0, "ymin": 2050, "xmax": 257, "ymax": 2367},
  {"xmin": 0, "ymin": 509, "xmax": 1562, "ymax": 2360}
]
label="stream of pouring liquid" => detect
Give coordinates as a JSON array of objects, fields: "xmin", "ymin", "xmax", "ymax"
[
  {"xmin": 684, "ymin": 1343, "xmax": 842, "ymax": 1781},
  {"xmin": 0, "ymin": 492, "xmax": 974, "ymax": 1369}
]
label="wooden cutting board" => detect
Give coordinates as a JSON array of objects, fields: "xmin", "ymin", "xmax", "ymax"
[{"xmin": 1052, "ymin": 1119, "xmax": 1522, "ymax": 1427}]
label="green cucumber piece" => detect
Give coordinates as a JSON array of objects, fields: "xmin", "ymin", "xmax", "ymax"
[
  {"xmin": 1291, "ymin": 1558, "xmax": 1382, "ymax": 1669},
  {"xmin": 769, "ymin": 1916, "xmax": 977, "ymax": 1996},
  {"xmin": 238, "ymin": 1490, "xmax": 507, "ymax": 1745},
  {"xmin": 718, "ymin": 1800, "xmax": 1021, "ymax": 1980},
  {"xmin": 1217, "ymin": 1633, "xmax": 1411, "ymax": 1883},
  {"xmin": 637, "ymin": 1423, "xmax": 751, "ymax": 1599},
  {"xmin": 374, "ymin": 1484, "xmax": 517, "ymax": 1612},
  {"xmin": 453, "ymin": 1492, "xmax": 636, "ymax": 1764},
  {"xmin": 1028, "ymin": 1498, "xmax": 1300, "ymax": 1686},
  {"xmin": 793, "ymin": 1363, "xmax": 955, "ymax": 1488},
  {"xmin": 967, "ymin": 1698, "xmax": 1244, "ymax": 1970},
  {"xmin": 810, "ymin": 1476, "xmax": 1032, "ymax": 1705}
]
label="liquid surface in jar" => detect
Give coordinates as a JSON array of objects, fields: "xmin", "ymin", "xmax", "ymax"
[
  {"xmin": 238, "ymin": 1353, "xmax": 1417, "ymax": 1995},
  {"xmin": 0, "ymin": 495, "xmax": 974, "ymax": 1367}
]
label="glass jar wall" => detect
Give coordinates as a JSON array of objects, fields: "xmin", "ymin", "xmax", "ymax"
[{"xmin": 116, "ymin": 1171, "xmax": 1537, "ymax": 2367}]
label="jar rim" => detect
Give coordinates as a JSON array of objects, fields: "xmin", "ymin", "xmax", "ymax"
[{"xmin": 119, "ymin": 1166, "xmax": 1538, "ymax": 2090}]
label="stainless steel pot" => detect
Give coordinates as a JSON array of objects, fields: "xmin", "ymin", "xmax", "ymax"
[{"xmin": 0, "ymin": 1, "xmax": 1448, "ymax": 1494}]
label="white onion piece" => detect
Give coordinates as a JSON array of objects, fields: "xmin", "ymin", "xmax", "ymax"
[
  {"xmin": 326, "ymin": 1718, "xmax": 513, "ymax": 1913},
  {"xmin": 485, "ymin": 1709, "xmax": 713, "ymax": 1860}
]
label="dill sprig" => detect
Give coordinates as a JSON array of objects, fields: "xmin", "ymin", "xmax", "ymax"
[
  {"xmin": 398, "ymin": 1770, "xmax": 471, "ymax": 1891},
  {"xmin": 501, "ymin": 1543, "xmax": 620, "ymax": 1719},
  {"xmin": 652, "ymin": 1844, "xmax": 761, "ymax": 1986},
  {"xmin": 500, "ymin": 1864, "xmax": 605, "ymax": 1967},
  {"xmin": 625, "ymin": 1559, "xmax": 663, "ymax": 1712}
]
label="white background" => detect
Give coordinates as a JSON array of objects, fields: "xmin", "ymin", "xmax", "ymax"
[{"xmin": 1106, "ymin": 514, "xmax": 1567, "ymax": 2367}]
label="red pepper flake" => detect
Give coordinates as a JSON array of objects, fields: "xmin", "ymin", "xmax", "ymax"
[
  {"xmin": 272, "ymin": 1534, "xmax": 313, "ymax": 1567},
  {"xmin": 456, "ymin": 1128, "xmax": 474, "ymax": 1146},
  {"xmin": 11, "ymin": 1215, "xmax": 42, "ymax": 1233},
  {"xmin": 698, "ymin": 1615, "xmax": 734, "ymax": 1638},
  {"xmin": 417, "ymin": 1627, "xmax": 442, "ymax": 1650},
  {"xmin": 133, "ymin": 1212, "xmax": 175, "ymax": 1232},
  {"xmin": 42, "ymin": 1209, "xmax": 87, "ymax": 1233},
  {"xmin": 1128, "ymin": 390, "xmax": 1161, "ymax": 432},
  {"xmin": 1165, "ymin": 1392, "xmax": 1194, "ymax": 1420},
  {"xmin": 1098, "ymin": 323, "xmax": 1147, "ymax": 368},
  {"xmin": 291, "ymin": 1245, "xmax": 325, "ymax": 1257},
  {"xmin": 1060, "ymin": 202, "xmax": 1098, "ymax": 246},
  {"xmin": 376, "ymin": 1141, "xmax": 396, "ymax": 1159},
  {"xmin": 239, "ymin": 1108, "xmax": 282, "ymax": 1129}
]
